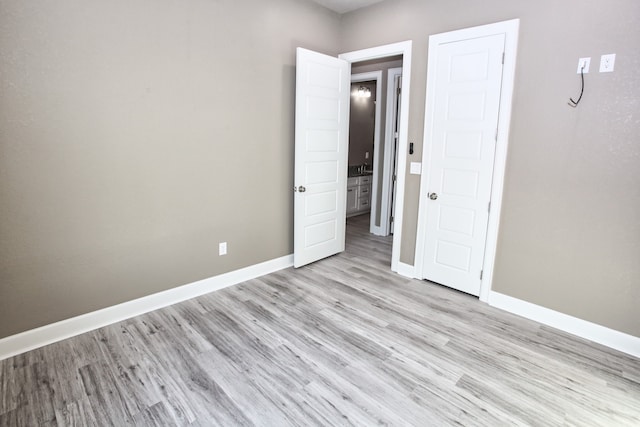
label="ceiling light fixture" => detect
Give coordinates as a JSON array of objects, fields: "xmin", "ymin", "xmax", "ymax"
[{"xmin": 356, "ymin": 86, "xmax": 371, "ymax": 98}]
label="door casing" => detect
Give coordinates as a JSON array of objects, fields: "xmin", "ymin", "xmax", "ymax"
[
  {"xmin": 414, "ymin": 19, "xmax": 520, "ymax": 302},
  {"xmin": 382, "ymin": 67, "xmax": 403, "ymax": 236}
]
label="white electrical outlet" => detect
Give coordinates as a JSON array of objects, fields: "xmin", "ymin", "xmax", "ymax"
[
  {"xmin": 599, "ymin": 53, "xmax": 616, "ymax": 72},
  {"xmin": 219, "ymin": 242, "xmax": 227, "ymax": 256},
  {"xmin": 577, "ymin": 57, "xmax": 590, "ymax": 73}
]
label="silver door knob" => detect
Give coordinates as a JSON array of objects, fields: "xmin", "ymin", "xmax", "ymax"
[
  {"xmin": 429, "ymin": 192, "xmax": 438, "ymax": 200},
  {"xmin": 298, "ymin": 186, "xmax": 306, "ymax": 193}
]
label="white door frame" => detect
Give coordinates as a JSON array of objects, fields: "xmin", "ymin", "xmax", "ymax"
[
  {"xmin": 350, "ymin": 71, "xmax": 383, "ymax": 236},
  {"xmin": 381, "ymin": 67, "xmax": 403, "ymax": 236},
  {"xmin": 340, "ymin": 41, "xmax": 413, "ymax": 273},
  {"xmin": 414, "ymin": 19, "xmax": 519, "ymax": 302}
]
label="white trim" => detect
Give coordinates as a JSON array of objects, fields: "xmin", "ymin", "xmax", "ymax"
[
  {"xmin": 414, "ymin": 19, "xmax": 519, "ymax": 301},
  {"xmin": 350, "ymin": 71, "xmax": 383, "ymax": 236},
  {"xmin": 396, "ymin": 261, "xmax": 417, "ymax": 279},
  {"xmin": 380, "ymin": 67, "xmax": 403, "ymax": 237},
  {"xmin": 340, "ymin": 40, "xmax": 413, "ymax": 273},
  {"xmin": 480, "ymin": 19, "xmax": 519, "ymax": 303},
  {"xmin": 489, "ymin": 292, "xmax": 640, "ymax": 359},
  {"xmin": 0, "ymin": 255, "xmax": 294, "ymax": 361}
]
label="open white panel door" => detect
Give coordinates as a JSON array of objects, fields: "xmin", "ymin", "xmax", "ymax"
[
  {"xmin": 418, "ymin": 33, "xmax": 506, "ymax": 295},
  {"xmin": 294, "ymin": 48, "xmax": 350, "ymax": 268}
]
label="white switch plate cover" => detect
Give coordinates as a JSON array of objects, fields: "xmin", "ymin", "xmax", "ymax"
[
  {"xmin": 577, "ymin": 57, "xmax": 590, "ymax": 73},
  {"xmin": 219, "ymin": 242, "xmax": 227, "ymax": 256},
  {"xmin": 600, "ymin": 54, "xmax": 616, "ymax": 72},
  {"xmin": 410, "ymin": 162, "xmax": 422, "ymax": 175}
]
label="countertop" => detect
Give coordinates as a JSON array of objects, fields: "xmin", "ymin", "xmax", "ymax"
[{"xmin": 348, "ymin": 171, "xmax": 373, "ymax": 178}]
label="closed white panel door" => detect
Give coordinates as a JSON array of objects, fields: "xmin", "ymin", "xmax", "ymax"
[
  {"xmin": 294, "ymin": 48, "xmax": 350, "ymax": 268},
  {"xmin": 420, "ymin": 34, "xmax": 505, "ymax": 295}
]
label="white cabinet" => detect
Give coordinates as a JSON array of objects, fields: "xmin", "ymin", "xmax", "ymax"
[
  {"xmin": 346, "ymin": 175, "xmax": 372, "ymax": 217},
  {"xmin": 346, "ymin": 178, "xmax": 358, "ymax": 213}
]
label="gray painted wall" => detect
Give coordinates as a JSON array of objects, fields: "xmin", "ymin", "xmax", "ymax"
[
  {"xmin": 340, "ymin": 0, "xmax": 640, "ymax": 336},
  {"xmin": 0, "ymin": 0, "xmax": 340, "ymax": 338}
]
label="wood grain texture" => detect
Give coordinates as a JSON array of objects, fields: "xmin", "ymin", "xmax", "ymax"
[{"xmin": 1, "ymin": 214, "xmax": 639, "ymax": 426}]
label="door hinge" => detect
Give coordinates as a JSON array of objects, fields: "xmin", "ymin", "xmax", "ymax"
[
  {"xmin": 488, "ymin": 201, "xmax": 491, "ymax": 213},
  {"xmin": 495, "ymin": 127, "xmax": 498, "ymax": 141},
  {"xmin": 397, "ymin": 87, "xmax": 401, "ymax": 95},
  {"xmin": 390, "ymin": 216, "xmax": 394, "ymax": 223},
  {"xmin": 502, "ymin": 52, "xmax": 505, "ymax": 64},
  {"xmin": 393, "ymin": 174, "xmax": 397, "ymax": 182},
  {"xmin": 480, "ymin": 270, "xmax": 483, "ymax": 280}
]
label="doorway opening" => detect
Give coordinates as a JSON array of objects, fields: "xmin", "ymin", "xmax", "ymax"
[
  {"xmin": 347, "ymin": 77, "xmax": 378, "ymax": 225},
  {"xmin": 347, "ymin": 57, "xmax": 403, "ymax": 242},
  {"xmin": 340, "ymin": 41, "xmax": 412, "ymax": 273}
]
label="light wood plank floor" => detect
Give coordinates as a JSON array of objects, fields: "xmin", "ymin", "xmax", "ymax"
[{"xmin": 1, "ymin": 214, "xmax": 639, "ymax": 426}]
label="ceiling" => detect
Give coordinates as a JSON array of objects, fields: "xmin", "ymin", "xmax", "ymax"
[{"xmin": 310, "ymin": 0, "xmax": 385, "ymax": 14}]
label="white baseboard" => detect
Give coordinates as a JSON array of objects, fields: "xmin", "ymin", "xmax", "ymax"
[
  {"xmin": 0, "ymin": 255, "xmax": 294, "ymax": 361},
  {"xmin": 396, "ymin": 261, "xmax": 417, "ymax": 279},
  {"xmin": 489, "ymin": 291, "xmax": 640, "ymax": 359}
]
